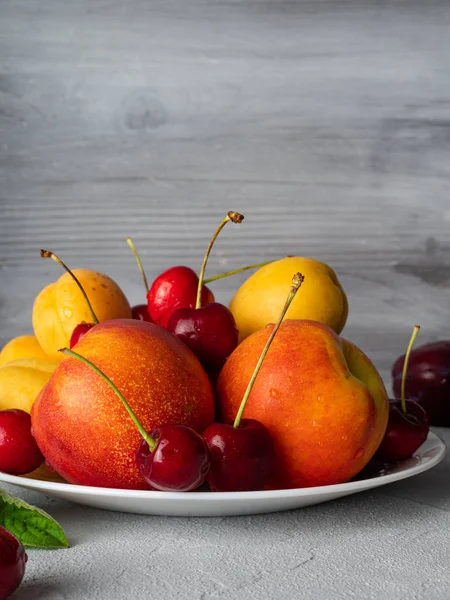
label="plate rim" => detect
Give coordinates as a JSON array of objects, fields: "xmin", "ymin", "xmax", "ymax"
[{"xmin": 0, "ymin": 432, "xmax": 445, "ymax": 502}]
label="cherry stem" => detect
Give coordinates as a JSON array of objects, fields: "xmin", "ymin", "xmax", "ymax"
[
  {"xmin": 126, "ymin": 238, "xmax": 149, "ymax": 293},
  {"xmin": 195, "ymin": 211, "xmax": 244, "ymax": 309},
  {"xmin": 400, "ymin": 325, "xmax": 421, "ymax": 414},
  {"xmin": 203, "ymin": 260, "xmax": 280, "ymax": 284},
  {"xmin": 40, "ymin": 250, "xmax": 99, "ymax": 324},
  {"xmin": 60, "ymin": 347, "xmax": 156, "ymax": 451},
  {"xmin": 233, "ymin": 272, "xmax": 305, "ymax": 429}
]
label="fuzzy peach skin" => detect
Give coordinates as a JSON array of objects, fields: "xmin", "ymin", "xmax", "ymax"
[
  {"xmin": 31, "ymin": 319, "xmax": 215, "ymax": 489},
  {"xmin": 32, "ymin": 269, "xmax": 132, "ymax": 360},
  {"xmin": 217, "ymin": 320, "xmax": 389, "ymax": 489},
  {"xmin": 229, "ymin": 257, "xmax": 348, "ymax": 343}
]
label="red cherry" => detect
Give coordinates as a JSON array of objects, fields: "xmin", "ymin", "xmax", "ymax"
[
  {"xmin": 147, "ymin": 266, "xmax": 214, "ymax": 327},
  {"xmin": 136, "ymin": 424, "xmax": 210, "ymax": 491},
  {"xmin": 131, "ymin": 304, "xmax": 153, "ymax": 322},
  {"xmin": 392, "ymin": 340, "xmax": 450, "ymax": 426},
  {"xmin": 0, "ymin": 409, "xmax": 44, "ymax": 475},
  {"xmin": 375, "ymin": 399, "xmax": 429, "ymax": 463},
  {"xmin": 69, "ymin": 322, "xmax": 95, "ymax": 347},
  {"xmin": 0, "ymin": 526, "xmax": 27, "ymax": 600},
  {"xmin": 147, "ymin": 212, "xmax": 244, "ymax": 328},
  {"xmin": 167, "ymin": 302, "xmax": 238, "ymax": 373},
  {"xmin": 203, "ymin": 418, "xmax": 276, "ymax": 491},
  {"xmin": 377, "ymin": 325, "xmax": 430, "ymax": 462}
]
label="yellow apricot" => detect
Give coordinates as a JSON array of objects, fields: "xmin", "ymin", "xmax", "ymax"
[
  {"xmin": 2, "ymin": 357, "xmax": 61, "ymax": 373},
  {"xmin": 32, "ymin": 269, "xmax": 132, "ymax": 360},
  {"xmin": 229, "ymin": 256, "xmax": 349, "ymax": 342},
  {"xmin": 0, "ymin": 357, "xmax": 59, "ymax": 412},
  {"xmin": 25, "ymin": 463, "xmax": 67, "ymax": 483},
  {"xmin": 0, "ymin": 334, "xmax": 61, "ymax": 367}
]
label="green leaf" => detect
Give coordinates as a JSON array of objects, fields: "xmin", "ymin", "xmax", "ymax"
[{"xmin": 0, "ymin": 488, "xmax": 69, "ymax": 549}]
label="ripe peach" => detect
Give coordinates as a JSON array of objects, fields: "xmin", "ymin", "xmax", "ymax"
[
  {"xmin": 217, "ymin": 320, "xmax": 389, "ymax": 488},
  {"xmin": 31, "ymin": 319, "xmax": 215, "ymax": 489}
]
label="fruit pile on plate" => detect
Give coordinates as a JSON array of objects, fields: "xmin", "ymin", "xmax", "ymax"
[{"xmin": 0, "ymin": 211, "xmax": 447, "ymax": 494}]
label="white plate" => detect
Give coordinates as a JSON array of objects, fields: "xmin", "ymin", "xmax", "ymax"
[{"xmin": 0, "ymin": 432, "xmax": 445, "ymax": 517}]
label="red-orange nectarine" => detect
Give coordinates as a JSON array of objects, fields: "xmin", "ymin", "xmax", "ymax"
[
  {"xmin": 217, "ymin": 320, "xmax": 389, "ymax": 489},
  {"xmin": 31, "ymin": 319, "xmax": 215, "ymax": 489}
]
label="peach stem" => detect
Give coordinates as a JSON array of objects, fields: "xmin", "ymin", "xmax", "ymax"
[
  {"xmin": 233, "ymin": 272, "xmax": 305, "ymax": 429},
  {"xmin": 203, "ymin": 260, "xmax": 279, "ymax": 284},
  {"xmin": 126, "ymin": 238, "xmax": 149, "ymax": 293},
  {"xmin": 400, "ymin": 325, "xmax": 421, "ymax": 414},
  {"xmin": 195, "ymin": 211, "xmax": 244, "ymax": 309},
  {"xmin": 60, "ymin": 348, "xmax": 157, "ymax": 451},
  {"xmin": 40, "ymin": 250, "xmax": 99, "ymax": 324}
]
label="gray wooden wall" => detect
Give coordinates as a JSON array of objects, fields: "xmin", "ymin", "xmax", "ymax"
[{"xmin": 1, "ymin": 1, "xmax": 449, "ymax": 384}]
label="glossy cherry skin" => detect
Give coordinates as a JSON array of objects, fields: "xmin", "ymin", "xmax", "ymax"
[
  {"xmin": 69, "ymin": 322, "xmax": 95, "ymax": 347},
  {"xmin": 147, "ymin": 266, "xmax": 214, "ymax": 327},
  {"xmin": 375, "ymin": 399, "xmax": 429, "ymax": 463},
  {"xmin": 0, "ymin": 409, "xmax": 44, "ymax": 475},
  {"xmin": 136, "ymin": 424, "xmax": 210, "ymax": 492},
  {"xmin": 131, "ymin": 304, "xmax": 153, "ymax": 322},
  {"xmin": 203, "ymin": 418, "xmax": 276, "ymax": 492},
  {"xmin": 167, "ymin": 303, "xmax": 239, "ymax": 373},
  {"xmin": 392, "ymin": 340, "xmax": 450, "ymax": 426},
  {"xmin": 0, "ymin": 526, "xmax": 27, "ymax": 600}
]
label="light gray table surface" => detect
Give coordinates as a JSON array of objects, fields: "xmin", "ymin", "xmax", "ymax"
[{"xmin": 1, "ymin": 1, "xmax": 450, "ymax": 598}]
